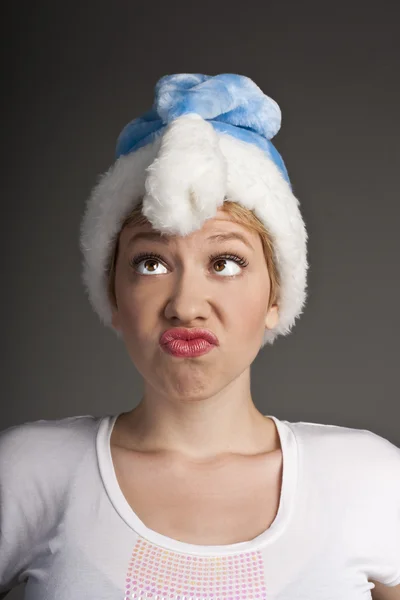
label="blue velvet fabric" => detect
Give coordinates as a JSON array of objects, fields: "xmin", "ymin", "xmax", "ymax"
[{"xmin": 115, "ymin": 73, "xmax": 290, "ymax": 185}]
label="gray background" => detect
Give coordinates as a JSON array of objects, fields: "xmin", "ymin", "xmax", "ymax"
[{"xmin": 2, "ymin": 1, "xmax": 400, "ymax": 597}]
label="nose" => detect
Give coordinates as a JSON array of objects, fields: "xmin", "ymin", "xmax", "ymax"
[{"xmin": 164, "ymin": 267, "xmax": 211, "ymax": 324}]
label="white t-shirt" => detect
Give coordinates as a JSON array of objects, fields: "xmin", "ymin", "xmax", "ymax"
[{"xmin": 0, "ymin": 413, "xmax": 399, "ymax": 599}]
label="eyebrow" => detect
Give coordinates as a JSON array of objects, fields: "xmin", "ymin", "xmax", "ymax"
[{"xmin": 127, "ymin": 231, "xmax": 255, "ymax": 251}]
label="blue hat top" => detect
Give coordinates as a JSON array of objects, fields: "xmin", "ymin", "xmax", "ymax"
[{"xmin": 115, "ymin": 73, "xmax": 290, "ymax": 185}]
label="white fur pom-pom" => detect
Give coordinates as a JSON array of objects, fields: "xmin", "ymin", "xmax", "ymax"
[{"xmin": 142, "ymin": 114, "xmax": 227, "ymax": 236}]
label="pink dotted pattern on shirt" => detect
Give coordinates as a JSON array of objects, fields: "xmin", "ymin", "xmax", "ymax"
[{"xmin": 124, "ymin": 537, "xmax": 268, "ymax": 600}]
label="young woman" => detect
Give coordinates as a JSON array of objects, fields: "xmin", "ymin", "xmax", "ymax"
[{"xmin": 1, "ymin": 73, "xmax": 399, "ymax": 600}]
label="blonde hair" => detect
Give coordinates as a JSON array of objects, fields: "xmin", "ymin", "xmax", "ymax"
[{"xmin": 107, "ymin": 198, "xmax": 280, "ymax": 311}]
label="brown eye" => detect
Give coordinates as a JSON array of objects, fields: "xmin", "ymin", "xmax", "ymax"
[
  {"xmin": 143, "ymin": 259, "xmax": 158, "ymax": 272},
  {"xmin": 214, "ymin": 259, "xmax": 227, "ymax": 272},
  {"xmin": 130, "ymin": 252, "xmax": 167, "ymax": 276},
  {"xmin": 209, "ymin": 253, "xmax": 249, "ymax": 276}
]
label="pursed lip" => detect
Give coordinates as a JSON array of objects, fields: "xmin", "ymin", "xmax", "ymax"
[{"xmin": 159, "ymin": 327, "xmax": 220, "ymax": 346}]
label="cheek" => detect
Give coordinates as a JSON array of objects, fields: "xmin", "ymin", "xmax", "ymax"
[
  {"xmin": 118, "ymin": 294, "xmax": 158, "ymax": 342},
  {"xmin": 116, "ymin": 301, "xmax": 160, "ymax": 378},
  {"xmin": 115, "ymin": 272, "xmax": 159, "ymax": 329},
  {"xmin": 227, "ymin": 278, "xmax": 270, "ymax": 332}
]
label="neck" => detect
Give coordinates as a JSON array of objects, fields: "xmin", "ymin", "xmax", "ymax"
[{"xmin": 113, "ymin": 370, "xmax": 279, "ymax": 461}]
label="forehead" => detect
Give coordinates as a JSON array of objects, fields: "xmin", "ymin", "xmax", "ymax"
[{"xmin": 120, "ymin": 210, "xmax": 257, "ymax": 249}]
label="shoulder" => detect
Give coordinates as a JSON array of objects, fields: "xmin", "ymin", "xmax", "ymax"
[
  {"xmin": 0, "ymin": 414, "xmax": 102, "ymax": 488},
  {"xmin": 286, "ymin": 418, "xmax": 400, "ymax": 489},
  {"xmin": 0, "ymin": 413, "xmax": 101, "ymax": 453}
]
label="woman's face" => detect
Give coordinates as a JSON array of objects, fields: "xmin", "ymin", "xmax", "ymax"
[{"xmin": 111, "ymin": 208, "xmax": 279, "ymax": 400}]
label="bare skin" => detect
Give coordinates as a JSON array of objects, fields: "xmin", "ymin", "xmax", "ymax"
[
  {"xmin": 370, "ymin": 580, "xmax": 400, "ymax": 600},
  {"xmin": 110, "ymin": 407, "xmax": 283, "ymax": 545},
  {"xmin": 110, "ymin": 207, "xmax": 283, "ymax": 544}
]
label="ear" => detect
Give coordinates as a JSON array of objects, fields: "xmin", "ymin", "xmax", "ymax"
[{"xmin": 265, "ymin": 304, "xmax": 279, "ymax": 330}]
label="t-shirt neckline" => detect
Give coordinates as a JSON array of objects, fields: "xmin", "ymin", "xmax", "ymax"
[{"xmin": 96, "ymin": 412, "xmax": 298, "ymax": 556}]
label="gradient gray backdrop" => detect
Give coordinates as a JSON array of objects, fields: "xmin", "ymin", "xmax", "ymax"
[{"xmin": 2, "ymin": 2, "xmax": 400, "ymax": 597}]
